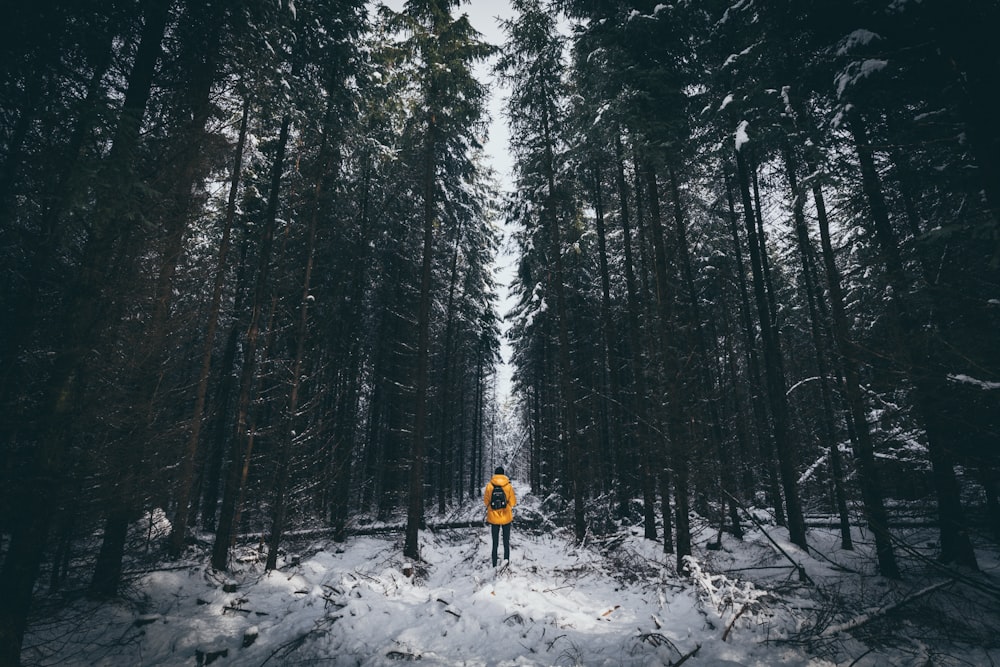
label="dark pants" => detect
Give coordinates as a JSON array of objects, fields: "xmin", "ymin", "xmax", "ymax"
[{"xmin": 490, "ymin": 523, "xmax": 511, "ymax": 567}]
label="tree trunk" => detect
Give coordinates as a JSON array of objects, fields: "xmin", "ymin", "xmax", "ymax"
[
  {"xmin": 668, "ymin": 167, "xmax": 743, "ymax": 540},
  {"xmin": 781, "ymin": 142, "xmax": 852, "ymax": 550},
  {"xmin": 614, "ymin": 135, "xmax": 657, "ymax": 538},
  {"xmin": 266, "ymin": 116, "xmax": 337, "ymax": 571},
  {"xmin": 88, "ymin": 506, "xmax": 130, "ymax": 598},
  {"xmin": 590, "ymin": 166, "xmax": 628, "ymax": 514},
  {"xmin": 734, "ymin": 148, "xmax": 808, "ymax": 550},
  {"xmin": 170, "ymin": 95, "xmax": 250, "ymax": 556},
  {"xmin": 404, "ymin": 105, "xmax": 438, "ymax": 560},
  {"xmin": 436, "ymin": 222, "xmax": 464, "ymax": 514},
  {"xmin": 723, "ymin": 174, "xmax": 780, "ymax": 522},
  {"xmin": 642, "ymin": 162, "xmax": 692, "ymax": 565},
  {"xmin": 212, "ymin": 113, "xmax": 291, "ymax": 571},
  {"xmin": 850, "ymin": 114, "xmax": 977, "ymax": 569},
  {"xmin": 811, "ymin": 172, "xmax": 901, "ymax": 577}
]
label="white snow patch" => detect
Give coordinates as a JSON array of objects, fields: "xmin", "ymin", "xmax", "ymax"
[
  {"xmin": 836, "ymin": 29, "xmax": 881, "ymax": 56},
  {"xmin": 835, "ymin": 59, "xmax": 889, "ymax": 98},
  {"xmin": 735, "ymin": 120, "xmax": 751, "ymax": 151},
  {"xmin": 948, "ymin": 373, "xmax": 1000, "ymax": 390}
]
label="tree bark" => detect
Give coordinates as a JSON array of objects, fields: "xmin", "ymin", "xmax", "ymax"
[
  {"xmin": 811, "ymin": 171, "xmax": 900, "ymax": 577},
  {"xmin": 723, "ymin": 174, "xmax": 781, "ymax": 522},
  {"xmin": 590, "ymin": 166, "xmax": 628, "ymax": 516},
  {"xmin": 850, "ymin": 114, "xmax": 977, "ymax": 569},
  {"xmin": 668, "ymin": 167, "xmax": 743, "ymax": 540},
  {"xmin": 614, "ymin": 135, "xmax": 657, "ymax": 538},
  {"xmin": 539, "ymin": 92, "xmax": 586, "ymax": 543},
  {"xmin": 781, "ymin": 142, "xmax": 852, "ymax": 550},
  {"xmin": 642, "ymin": 161, "xmax": 690, "ymax": 565},
  {"xmin": 212, "ymin": 113, "xmax": 291, "ymax": 571},
  {"xmin": 170, "ymin": 95, "xmax": 250, "ymax": 556},
  {"xmin": 404, "ymin": 100, "xmax": 437, "ymax": 560},
  {"xmin": 734, "ymin": 148, "xmax": 808, "ymax": 550}
]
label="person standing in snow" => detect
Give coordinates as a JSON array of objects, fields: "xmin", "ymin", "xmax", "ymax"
[{"xmin": 484, "ymin": 466, "xmax": 516, "ymax": 568}]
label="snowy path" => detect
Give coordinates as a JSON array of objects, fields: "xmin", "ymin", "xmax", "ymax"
[{"xmin": 25, "ymin": 524, "xmax": 833, "ymax": 666}]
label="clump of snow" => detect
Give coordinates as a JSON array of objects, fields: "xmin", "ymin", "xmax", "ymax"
[
  {"xmin": 835, "ymin": 59, "xmax": 889, "ymax": 98},
  {"xmin": 947, "ymin": 373, "xmax": 1000, "ymax": 390},
  {"xmin": 735, "ymin": 120, "xmax": 751, "ymax": 151},
  {"xmin": 835, "ymin": 29, "xmax": 881, "ymax": 56}
]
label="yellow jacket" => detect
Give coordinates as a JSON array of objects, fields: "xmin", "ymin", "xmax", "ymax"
[{"xmin": 484, "ymin": 474, "xmax": 516, "ymax": 525}]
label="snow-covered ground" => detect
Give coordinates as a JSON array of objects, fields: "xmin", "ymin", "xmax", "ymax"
[{"xmin": 21, "ymin": 486, "xmax": 1000, "ymax": 666}]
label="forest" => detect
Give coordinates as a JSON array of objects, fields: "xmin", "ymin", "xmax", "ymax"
[{"xmin": 1, "ymin": 0, "xmax": 998, "ymax": 665}]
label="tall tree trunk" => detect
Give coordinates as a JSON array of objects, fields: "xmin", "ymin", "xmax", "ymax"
[
  {"xmin": 734, "ymin": 147, "xmax": 808, "ymax": 550},
  {"xmin": 850, "ymin": 114, "xmax": 977, "ymax": 569},
  {"xmin": 539, "ymin": 99, "xmax": 586, "ymax": 542},
  {"xmin": 723, "ymin": 174, "xmax": 780, "ymax": 522},
  {"xmin": 781, "ymin": 142, "xmax": 852, "ymax": 550},
  {"xmin": 590, "ymin": 167, "xmax": 628, "ymax": 516},
  {"xmin": 436, "ymin": 223, "xmax": 464, "ymax": 514},
  {"xmin": 668, "ymin": 167, "xmax": 743, "ymax": 540},
  {"xmin": 614, "ymin": 135, "xmax": 657, "ymax": 538},
  {"xmin": 170, "ymin": 95, "xmax": 250, "ymax": 556},
  {"xmin": 811, "ymin": 172, "xmax": 900, "ymax": 577},
  {"xmin": 642, "ymin": 161, "xmax": 690, "ymax": 564},
  {"xmin": 266, "ymin": 115, "xmax": 338, "ymax": 570},
  {"xmin": 330, "ymin": 155, "xmax": 374, "ymax": 541},
  {"xmin": 212, "ymin": 113, "xmax": 292, "ymax": 571},
  {"xmin": 404, "ymin": 106, "xmax": 437, "ymax": 560}
]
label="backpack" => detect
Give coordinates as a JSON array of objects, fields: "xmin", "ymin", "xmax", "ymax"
[{"xmin": 490, "ymin": 483, "xmax": 508, "ymax": 510}]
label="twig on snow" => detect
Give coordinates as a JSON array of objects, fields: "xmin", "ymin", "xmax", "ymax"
[
  {"xmin": 673, "ymin": 643, "xmax": 701, "ymax": 666},
  {"xmin": 721, "ymin": 604, "xmax": 750, "ymax": 642}
]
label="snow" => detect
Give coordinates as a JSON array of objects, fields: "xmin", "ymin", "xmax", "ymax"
[
  {"xmin": 835, "ymin": 29, "xmax": 881, "ymax": 56},
  {"xmin": 21, "ymin": 488, "xmax": 1000, "ymax": 666},
  {"xmin": 735, "ymin": 120, "xmax": 750, "ymax": 151},
  {"xmin": 947, "ymin": 373, "xmax": 1000, "ymax": 390},
  {"xmin": 722, "ymin": 43, "xmax": 756, "ymax": 70},
  {"xmin": 834, "ymin": 59, "xmax": 889, "ymax": 98}
]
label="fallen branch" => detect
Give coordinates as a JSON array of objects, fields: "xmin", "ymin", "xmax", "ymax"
[
  {"xmin": 725, "ymin": 491, "xmax": 813, "ymax": 585},
  {"xmin": 721, "ymin": 604, "xmax": 749, "ymax": 641},
  {"xmin": 820, "ymin": 579, "xmax": 954, "ymax": 637}
]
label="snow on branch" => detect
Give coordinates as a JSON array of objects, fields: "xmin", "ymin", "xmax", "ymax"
[
  {"xmin": 947, "ymin": 373, "xmax": 1000, "ymax": 390},
  {"xmin": 819, "ymin": 580, "xmax": 953, "ymax": 638},
  {"xmin": 735, "ymin": 120, "xmax": 750, "ymax": 151},
  {"xmin": 683, "ymin": 556, "xmax": 770, "ymax": 642},
  {"xmin": 834, "ymin": 59, "xmax": 888, "ymax": 98}
]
